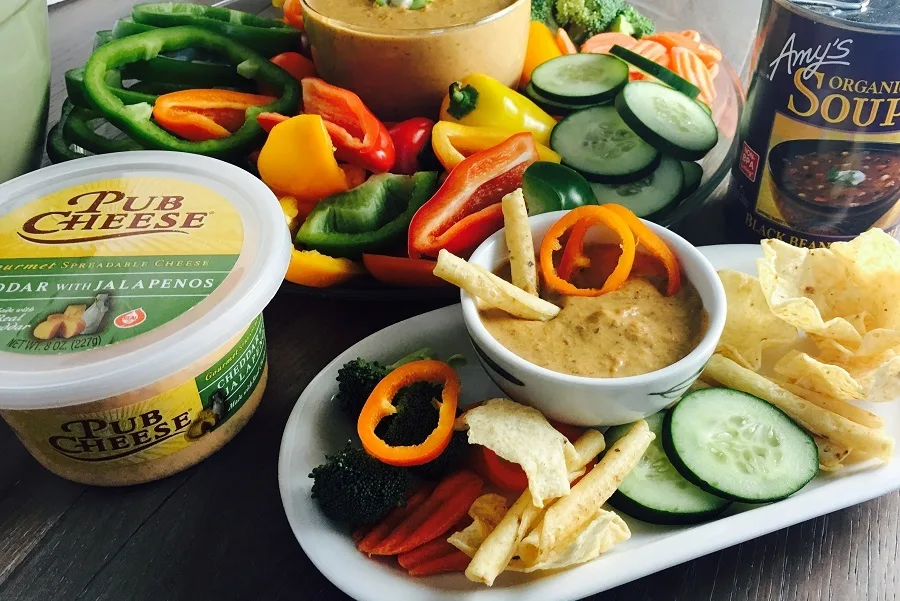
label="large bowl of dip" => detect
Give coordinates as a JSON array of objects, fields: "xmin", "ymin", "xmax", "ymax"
[
  {"xmin": 301, "ymin": 0, "xmax": 530, "ymax": 121},
  {"xmin": 0, "ymin": 152, "xmax": 290, "ymax": 486},
  {"xmin": 461, "ymin": 211, "xmax": 726, "ymax": 426}
]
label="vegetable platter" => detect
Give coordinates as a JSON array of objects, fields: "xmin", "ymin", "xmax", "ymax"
[{"xmin": 46, "ymin": 0, "xmax": 742, "ymax": 300}]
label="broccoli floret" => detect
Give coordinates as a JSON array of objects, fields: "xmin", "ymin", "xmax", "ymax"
[
  {"xmin": 615, "ymin": 5, "xmax": 655, "ymax": 38},
  {"xmin": 377, "ymin": 382, "xmax": 469, "ymax": 480},
  {"xmin": 412, "ymin": 431, "xmax": 469, "ymax": 481},
  {"xmin": 379, "ymin": 381, "xmax": 443, "ymax": 446},
  {"xmin": 531, "ymin": 0, "xmax": 557, "ymax": 27},
  {"xmin": 554, "ymin": 0, "xmax": 625, "ymax": 43},
  {"xmin": 310, "ymin": 443, "xmax": 411, "ymax": 527},
  {"xmin": 334, "ymin": 348, "xmax": 436, "ymax": 419}
]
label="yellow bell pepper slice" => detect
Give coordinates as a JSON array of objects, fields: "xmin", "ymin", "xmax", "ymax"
[
  {"xmin": 279, "ymin": 196, "xmax": 301, "ymax": 234},
  {"xmin": 439, "ymin": 74, "xmax": 557, "ymax": 146},
  {"xmin": 284, "ymin": 249, "xmax": 365, "ymax": 288},
  {"xmin": 521, "ymin": 21, "xmax": 563, "ymax": 86},
  {"xmin": 258, "ymin": 115, "xmax": 349, "ymax": 203},
  {"xmin": 431, "ymin": 121, "xmax": 561, "ymax": 172}
]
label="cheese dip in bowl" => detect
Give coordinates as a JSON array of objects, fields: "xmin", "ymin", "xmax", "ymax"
[
  {"xmin": 301, "ymin": 0, "xmax": 529, "ymax": 120},
  {"xmin": 462, "ymin": 211, "xmax": 726, "ymax": 426},
  {"xmin": 0, "ymin": 152, "xmax": 289, "ymax": 486}
]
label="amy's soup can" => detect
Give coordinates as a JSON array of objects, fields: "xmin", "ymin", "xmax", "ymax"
[{"xmin": 726, "ymin": 0, "xmax": 900, "ymax": 247}]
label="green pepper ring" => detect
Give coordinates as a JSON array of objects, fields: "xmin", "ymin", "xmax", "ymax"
[
  {"xmin": 64, "ymin": 105, "xmax": 144, "ymax": 155},
  {"xmin": 83, "ymin": 26, "xmax": 301, "ymax": 159},
  {"xmin": 46, "ymin": 101, "xmax": 89, "ymax": 164}
]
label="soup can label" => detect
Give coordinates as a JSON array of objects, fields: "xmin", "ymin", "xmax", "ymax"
[{"xmin": 728, "ymin": 0, "xmax": 900, "ymax": 247}]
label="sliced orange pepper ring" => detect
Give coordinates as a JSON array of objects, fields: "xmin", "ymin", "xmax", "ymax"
[
  {"xmin": 603, "ymin": 204, "xmax": 682, "ymax": 296},
  {"xmin": 357, "ymin": 360, "xmax": 459, "ymax": 467},
  {"xmin": 539, "ymin": 206, "xmax": 636, "ymax": 297}
]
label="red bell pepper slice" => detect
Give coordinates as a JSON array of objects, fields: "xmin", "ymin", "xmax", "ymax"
[
  {"xmin": 361, "ymin": 254, "xmax": 450, "ymax": 288},
  {"xmin": 153, "ymin": 89, "xmax": 276, "ymax": 142},
  {"xmin": 282, "ymin": 0, "xmax": 304, "ymax": 30},
  {"xmin": 388, "ymin": 117, "xmax": 435, "ymax": 175},
  {"xmin": 257, "ymin": 111, "xmax": 290, "ymax": 133},
  {"xmin": 260, "ymin": 52, "xmax": 316, "ymax": 96},
  {"xmin": 407, "ymin": 132, "xmax": 539, "ymax": 259},
  {"xmin": 302, "ymin": 78, "xmax": 396, "ymax": 173}
]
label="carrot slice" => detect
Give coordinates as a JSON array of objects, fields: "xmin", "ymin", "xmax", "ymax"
[
  {"xmin": 406, "ymin": 550, "xmax": 471, "ymax": 577},
  {"xmin": 670, "ymin": 46, "xmax": 716, "ymax": 106},
  {"xmin": 646, "ymin": 32, "xmax": 723, "ymax": 68},
  {"xmin": 357, "ymin": 486, "xmax": 433, "ymax": 554},
  {"xmin": 397, "ymin": 532, "xmax": 467, "ymax": 570},
  {"xmin": 368, "ymin": 471, "xmax": 484, "ymax": 556},
  {"xmin": 556, "ymin": 28, "xmax": 579, "ymax": 55},
  {"xmin": 625, "ymin": 39, "xmax": 670, "ymax": 78},
  {"xmin": 680, "ymin": 29, "xmax": 702, "ymax": 43},
  {"xmin": 581, "ymin": 32, "xmax": 637, "ymax": 55}
]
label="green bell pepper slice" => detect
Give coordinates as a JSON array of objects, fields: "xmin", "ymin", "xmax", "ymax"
[
  {"xmin": 46, "ymin": 101, "xmax": 89, "ymax": 163},
  {"xmin": 113, "ymin": 17, "xmax": 156, "ymax": 38},
  {"xmin": 64, "ymin": 105, "xmax": 143, "ymax": 155},
  {"xmin": 521, "ymin": 162, "xmax": 598, "ymax": 215},
  {"xmin": 131, "ymin": 3, "xmax": 301, "ymax": 57},
  {"xmin": 296, "ymin": 172, "xmax": 439, "ymax": 259},
  {"xmin": 120, "ymin": 56, "xmax": 250, "ymax": 89},
  {"xmin": 94, "ymin": 30, "xmax": 115, "ymax": 51},
  {"xmin": 66, "ymin": 67, "xmax": 159, "ymax": 109},
  {"xmin": 83, "ymin": 26, "xmax": 301, "ymax": 158}
]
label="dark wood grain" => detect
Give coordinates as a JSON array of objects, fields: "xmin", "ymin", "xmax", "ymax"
[{"xmin": 1, "ymin": 1, "xmax": 896, "ymax": 600}]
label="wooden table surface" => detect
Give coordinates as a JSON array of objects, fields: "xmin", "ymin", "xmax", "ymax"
[{"xmin": 1, "ymin": 1, "xmax": 897, "ymax": 600}]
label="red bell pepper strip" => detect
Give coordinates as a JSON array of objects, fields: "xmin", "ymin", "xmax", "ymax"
[
  {"xmin": 153, "ymin": 89, "xmax": 276, "ymax": 142},
  {"xmin": 367, "ymin": 470, "xmax": 484, "ymax": 556},
  {"xmin": 407, "ymin": 132, "xmax": 539, "ymax": 259},
  {"xmin": 260, "ymin": 52, "xmax": 316, "ymax": 96},
  {"xmin": 357, "ymin": 485, "xmax": 434, "ymax": 555},
  {"xmin": 257, "ymin": 111, "xmax": 290, "ymax": 133},
  {"xmin": 388, "ymin": 117, "xmax": 435, "ymax": 175},
  {"xmin": 481, "ymin": 448, "xmax": 529, "ymax": 492},
  {"xmin": 302, "ymin": 78, "xmax": 396, "ymax": 173},
  {"xmin": 361, "ymin": 254, "xmax": 450, "ymax": 288}
]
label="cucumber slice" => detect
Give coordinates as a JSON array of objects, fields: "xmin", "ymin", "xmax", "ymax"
[
  {"xmin": 523, "ymin": 82, "xmax": 607, "ymax": 116},
  {"xmin": 551, "ymin": 105, "xmax": 660, "ymax": 184},
  {"xmin": 663, "ymin": 389, "xmax": 819, "ymax": 503},
  {"xmin": 531, "ymin": 54, "xmax": 629, "ymax": 104},
  {"xmin": 591, "ymin": 155, "xmax": 684, "ymax": 217},
  {"xmin": 606, "ymin": 412, "xmax": 730, "ymax": 525},
  {"xmin": 678, "ymin": 161, "xmax": 703, "ymax": 200},
  {"xmin": 609, "ymin": 44, "xmax": 701, "ymax": 99},
  {"xmin": 615, "ymin": 81, "xmax": 719, "ymax": 161}
]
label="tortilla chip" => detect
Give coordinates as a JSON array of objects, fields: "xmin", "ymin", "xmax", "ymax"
[
  {"xmin": 757, "ymin": 230, "xmax": 900, "ymax": 349},
  {"xmin": 813, "ymin": 435, "xmax": 850, "ymax": 472},
  {"xmin": 517, "ymin": 420, "xmax": 653, "ymax": 566},
  {"xmin": 448, "ymin": 494, "xmax": 509, "ymax": 558},
  {"xmin": 507, "ymin": 510, "xmax": 630, "ymax": 572},
  {"xmin": 703, "ymin": 354, "xmax": 894, "ymax": 461},
  {"xmin": 775, "ymin": 350, "xmax": 900, "ymax": 404},
  {"xmin": 458, "ymin": 399, "xmax": 577, "ymax": 508},
  {"xmin": 464, "ymin": 429, "xmax": 606, "ymax": 586},
  {"xmin": 717, "ymin": 269, "xmax": 798, "ymax": 370}
]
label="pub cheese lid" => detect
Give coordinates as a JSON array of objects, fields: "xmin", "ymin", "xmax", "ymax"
[{"xmin": 0, "ymin": 152, "xmax": 290, "ymax": 410}]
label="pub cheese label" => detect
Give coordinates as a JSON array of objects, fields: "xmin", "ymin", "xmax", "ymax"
[{"xmin": 0, "ymin": 177, "xmax": 243, "ymax": 355}]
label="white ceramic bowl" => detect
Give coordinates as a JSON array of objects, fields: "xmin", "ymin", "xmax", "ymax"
[{"xmin": 461, "ymin": 210, "xmax": 726, "ymax": 427}]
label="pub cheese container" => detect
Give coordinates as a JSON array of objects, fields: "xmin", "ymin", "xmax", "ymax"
[
  {"xmin": 727, "ymin": 0, "xmax": 900, "ymax": 247},
  {"xmin": 0, "ymin": 152, "xmax": 290, "ymax": 486}
]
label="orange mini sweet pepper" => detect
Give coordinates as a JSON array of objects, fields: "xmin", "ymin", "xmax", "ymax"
[{"xmin": 152, "ymin": 89, "xmax": 277, "ymax": 142}]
